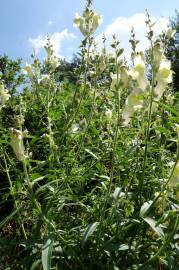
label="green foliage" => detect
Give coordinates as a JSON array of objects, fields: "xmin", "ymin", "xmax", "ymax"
[
  {"xmin": 0, "ymin": 54, "xmax": 24, "ymax": 94},
  {"xmin": 167, "ymin": 9, "xmax": 179, "ymax": 91}
]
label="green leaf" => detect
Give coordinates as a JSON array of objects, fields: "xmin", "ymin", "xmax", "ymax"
[
  {"xmin": 143, "ymin": 217, "xmax": 164, "ymax": 238},
  {"xmin": 85, "ymin": 148, "xmax": 99, "ymax": 160},
  {"xmin": 30, "ymin": 260, "xmax": 41, "ymax": 270},
  {"xmin": 81, "ymin": 222, "xmax": 99, "ymax": 248},
  {"xmin": 42, "ymin": 235, "xmax": 54, "ymax": 270},
  {"xmin": 112, "ymin": 187, "xmax": 122, "ymax": 199},
  {"xmin": 35, "ymin": 179, "xmax": 59, "ymax": 195},
  {"xmin": 31, "ymin": 175, "xmax": 47, "ymax": 187},
  {"xmin": 140, "ymin": 201, "xmax": 153, "ymax": 217},
  {"xmin": 0, "ymin": 207, "xmax": 24, "ymax": 229}
]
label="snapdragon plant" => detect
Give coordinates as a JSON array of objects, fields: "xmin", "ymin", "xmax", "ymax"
[{"xmin": 0, "ymin": 1, "xmax": 179, "ymax": 269}]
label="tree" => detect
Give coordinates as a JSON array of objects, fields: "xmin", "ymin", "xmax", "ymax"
[
  {"xmin": 167, "ymin": 9, "xmax": 179, "ymax": 91},
  {"xmin": 54, "ymin": 55, "xmax": 81, "ymax": 84},
  {"xmin": 0, "ymin": 54, "xmax": 24, "ymax": 95}
]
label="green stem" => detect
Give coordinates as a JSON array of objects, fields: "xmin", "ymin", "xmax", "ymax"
[
  {"xmin": 60, "ymin": 41, "xmax": 91, "ymax": 147},
  {"xmin": 98, "ymin": 52, "xmax": 121, "ymax": 233},
  {"xmin": 139, "ymin": 52, "xmax": 155, "ymax": 204},
  {"xmin": 3, "ymin": 153, "xmax": 27, "ymax": 240},
  {"xmin": 22, "ymin": 159, "xmax": 56, "ymax": 235},
  {"xmin": 139, "ymin": 90, "xmax": 153, "ymax": 202},
  {"xmin": 22, "ymin": 160, "xmax": 41, "ymax": 214},
  {"xmin": 75, "ymin": 70, "xmax": 98, "ymax": 159}
]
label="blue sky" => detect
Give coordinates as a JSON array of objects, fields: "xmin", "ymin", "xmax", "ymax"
[{"xmin": 0, "ymin": 0, "xmax": 178, "ymax": 61}]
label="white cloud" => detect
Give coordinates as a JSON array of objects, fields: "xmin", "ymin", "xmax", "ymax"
[
  {"xmin": 96, "ymin": 13, "xmax": 169, "ymax": 58},
  {"xmin": 28, "ymin": 29, "xmax": 76, "ymax": 58}
]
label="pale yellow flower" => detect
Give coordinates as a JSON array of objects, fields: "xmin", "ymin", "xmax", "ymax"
[
  {"xmin": 74, "ymin": 13, "xmax": 86, "ymax": 36},
  {"xmin": 133, "ymin": 53, "xmax": 145, "ymax": 74},
  {"xmin": 120, "ymin": 66, "xmax": 129, "ymax": 87},
  {"xmin": 122, "ymin": 89, "xmax": 143, "ymax": 125},
  {"xmin": 10, "ymin": 128, "xmax": 26, "ymax": 161},
  {"xmin": 49, "ymin": 56, "xmax": 60, "ymax": 71},
  {"xmin": 154, "ymin": 58, "xmax": 173, "ymax": 99},
  {"xmin": 158, "ymin": 59, "xmax": 172, "ymax": 83},
  {"xmin": 91, "ymin": 13, "xmax": 103, "ymax": 33},
  {"xmin": 74, "ymin": 11, "xmax": 102, "ymax": 36},
  {"xmin": 0, "ymin": 83, "xmax": 11, "ymax": 108},
  {"xmin": 130, "ymin": 53, "xmax": 148, "ymax": 91},
  {"xmin": 23, "ymin": 63, "xmax": 34, "ymax": 80},
  {"xmin": 38, "ymin": 74, "xmax": 50, "ymax": 84},
  {"xmin": 153, "ymin": 43, "xmax": 163, "ymax": 67},
  {"xmin": 110, "ymin": 67, "xmax": 129, "ymax": 89}
]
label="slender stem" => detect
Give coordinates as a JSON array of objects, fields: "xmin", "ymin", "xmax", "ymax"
[
  {"xmin": 139, "ymin": 50, "xmax": 155, "ymax": 203},
  {"xmin": 22, "ymin": 160, "xmax": 41, "ymax": 214},
  {"xmin": 75, "ymin": 68, "xmax": 98, "ymax": 159},
  {"xmin": 60, "ymin": 41, "xmax": 91, "ymax": 147},
  {"xmin": 98, "ymin": 51, "xmax": 121, "ymax": 231},
  {"xmin": 3, "ymin": 153, "xmax": 27, "ymax": 240},
  {"xmin": 139, "ymin": 90, "xmax": 153, "ymax": 202},
  {"xmin": 23, "ymin": 158, "xmax": 57, "ymax": 235}
]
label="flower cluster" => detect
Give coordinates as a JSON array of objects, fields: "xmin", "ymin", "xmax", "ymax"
[
  {"xmin": 0, "ymin": 82, "xmax": 11, "ymax": 109},
  {"xmin": 153, "ymin": 44, "xmax": 173, "ymax": 101},
  {"xmin": 45, "ymin": 45, "xmax": 60, "ymax": 72},
  {"xmin": 23, "ymin": 62, "xmax": 41, "ymax": 82},
  {"xmin": 121, "ymin": 30, "xmax": 174, "ymax": 125},
  {"xmin": 74, "ymin": 9, "xmax": 102, "ymax": 36},
  {"xmin": 122, "ymin": 53, "xmax": 148, "ymax": 125}
]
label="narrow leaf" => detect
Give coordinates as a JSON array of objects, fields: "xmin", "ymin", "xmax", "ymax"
[
  {"xmin": 140, "ymin": 201, "xmax": 153, "ymax": 217},
  {"xmin": 81, "ymin": 222, "xmax": 99, "ymax": 247},
  {"xmin": 85, "ymin": 148, "xmax": 99, "ymax": 160},
  {"xmin": 143, "ymin": 217, "xmax": 164, "ymax": 238},
  {"xmin": 30, "ymin": 260, "xmax": 41, "ymax": 270},
  {"xmin": 42, "ymin": 235, "xmax": 54, "ymax": 270},
  {"xmin": 0, "ymin": 207, "xmax": 24, "ymax": 229}
]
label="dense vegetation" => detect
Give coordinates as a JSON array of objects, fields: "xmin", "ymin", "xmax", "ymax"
[{"xmin": 0, "ymin": 1, "xmax": 179, "ymax": 269}]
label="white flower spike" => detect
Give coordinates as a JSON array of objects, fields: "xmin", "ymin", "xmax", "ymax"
[{"xmin": 10, "ymin": 128, "xmax": 26, "ymax": 161}]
